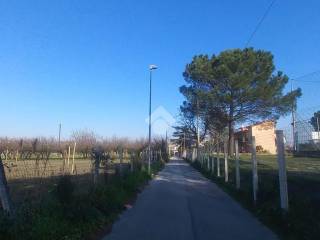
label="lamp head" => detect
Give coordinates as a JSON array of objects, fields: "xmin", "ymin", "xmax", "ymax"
[{"xmin": 149, "ymin": 64, "xmax": 158, "ymax": 70}]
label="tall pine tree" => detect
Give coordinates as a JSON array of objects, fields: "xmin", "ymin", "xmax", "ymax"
[{"xmin": 181, "ymin": 48, "xmax": 301, "ymax": 154}]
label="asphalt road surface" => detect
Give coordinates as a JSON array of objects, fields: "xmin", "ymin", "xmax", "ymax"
[{"xmin": 104, "ymin": 157, "xmax": 278, "ymax": 240}]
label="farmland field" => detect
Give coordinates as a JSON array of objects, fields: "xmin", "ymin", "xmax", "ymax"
[
  {"xmin": 238, "ymin": 153, "xmax": 320, "ymax": 179},
  {"xmin": 3, "ymin": 157, "xmax": 132, "ymax": 203},
  {"xmin": 4, "ymin": 158, "xmax": 93, "ymax": 180}
]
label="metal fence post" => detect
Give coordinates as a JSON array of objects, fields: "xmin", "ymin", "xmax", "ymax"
[
  {"xmin": 235, "ymin": 139, "xmax": 240, "ymax": 190},
  {"xmin": 251, "ymin": 136, "xmax": 258, "ymax": 205},
  {"xmin": 276, "ymin": 130, "xmax": 289, "ymax": 212}
]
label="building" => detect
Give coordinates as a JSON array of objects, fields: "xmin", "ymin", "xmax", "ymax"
[
  {"xmin": 235, "ymin": 120, "xmax": 277, "ymax": 154},
  {"xmin": 168, "ymin": 142, "xmax": 179, "ymax": 156},
  {"xmin": 311, "ymin": 132, "xmax": 320, "ymax": 143}
]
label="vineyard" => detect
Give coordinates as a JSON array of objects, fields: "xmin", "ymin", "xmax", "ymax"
[{"xmin": 0, "ymin": 132, "xmax": 169, "ymax": 239}]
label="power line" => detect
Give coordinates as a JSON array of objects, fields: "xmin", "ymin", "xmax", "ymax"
[
  {"xmin": 294, "ymin": 70, "xmax": 320, "ymax": 79},
  {"xmin": 291, "ymin": 70, "xmax": 320, "ymax": 82},
  {"xmin": 291, "ymin": 79, "xmax": 320, "ymax": 83},
  {"xmin": 245, "ymin": 0, "xmax": 277, "ymax": 47}
]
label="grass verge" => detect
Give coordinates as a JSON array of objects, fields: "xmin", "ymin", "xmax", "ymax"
[
  {"xmin": 0, "ymin": 161, "xmax": 165, "ymax": 240},
  {"xmin": 190, "ymin": 157, "xmax": 320, "ymax": 240}
]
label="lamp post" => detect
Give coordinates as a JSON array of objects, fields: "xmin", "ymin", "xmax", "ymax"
[{"xmin": 148, "ymin": 64, "xmax": 157, "ymax": 174}]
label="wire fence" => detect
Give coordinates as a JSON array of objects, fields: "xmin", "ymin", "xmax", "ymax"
[
  {"xmin": 283, "ymin": 106, "xmax": 320, "ymax": 156},
  {"xmin": 1, "ymin": 147, "xmax": 167, "ymax": 205},
  {"xmin": 183, "ymin": 131, "xmax": 320, "ymax": 239}
]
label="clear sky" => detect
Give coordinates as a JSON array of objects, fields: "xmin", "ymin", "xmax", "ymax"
[{"xmin": 0, "ymin": 0, "xmax": 319, "ymax": 139}]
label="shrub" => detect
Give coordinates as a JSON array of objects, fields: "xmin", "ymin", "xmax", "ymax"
[
  {"xmin": 0, "ymin": 212, "xmax": 12, "ymax": 239},
  {"xmin": 0, "ymin": 161, "xmax": 162, "ymax": 239},
  {"xmin": 56, "ymin": 175, "xmax": 75, "ymax": 205},
  {"xmin": 90, "ymin": 185, "xmax": 126, "ymax": 215}
]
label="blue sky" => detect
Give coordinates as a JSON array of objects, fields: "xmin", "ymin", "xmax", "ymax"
[{"xmin": 0, "ymin": 0, "xmax": 319, "ymax": 139}]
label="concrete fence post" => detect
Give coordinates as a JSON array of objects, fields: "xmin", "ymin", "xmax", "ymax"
[
  {"xmin": 119, "ymin": 150, "xmax": 123, "ymax": 177},
  {"xmin": 235, "ymin": 139, "xmax": 240, "ymax": 190},
  {"xmin": 295, "ymin": 132, "xmax": 299, "ymax": 153},
  {"xmin": 0, "ymin": 159, "xmax": 13, "ymax": 215},
  {"xmin": 201, "ymin": 151, "xmax": 203, "ymax": 167},
  {"xmin": 224, "ymin": 140, "xmax": 228, "ymax": 182},
  {"xmin": 211, "ymin": 150, "xmax": 215, "ymax": 174},
  {"xmin": 71, "ymin": 142, "xmax": 76, "ymax": 174},
  {"xmin": 202, "ymin": 151, "xmax": 205, "ymax": 167},
  {"xmin": 196, "ymin": 148, "xmax": 198, "ymax": 162},
  {"xmin": 192, "ymin": 148, "xmax": 196, "ymax": 162},
  {"xmin": 182, "ymin": 149, "xmax": 187, "ymax": 159},
  {"xmin": 15, "ymin": 150, "xmax": 19, "ymax": 164},
  {"xmin": 67, "ymin": 145, "xmax": 71, "ymax": 167},
  {"xmin": 130, "ymin": 152, "xmax": 134, "ymax": 172},
  {"xmin": 217, "ymin": 143, "xmax": 221, "ymax": 177},
  {"xmin": 203, "ymin": 151, "xmax": 205, "ymax": 168},
  {"xmin": 276, "ymin": 130, "xmax": 289, "ymax": 212},
  {"xmin": 251, "ymin": 136, "xmax": 258, "ymax": 205}
]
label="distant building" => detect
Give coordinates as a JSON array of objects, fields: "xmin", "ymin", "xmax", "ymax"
[
  {"xmin": 168, "ymin": 142, "xmax": 179, "ymax": 156},
  {"xmin": 311, "ymin": 132, "xmax": 320, "ymax": 143},
  {"xmin": 235, "ymin": 120, "xmax": 277, "ymax": 154}
]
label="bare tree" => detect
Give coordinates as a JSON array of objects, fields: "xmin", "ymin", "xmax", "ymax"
[{"xmin": 71, "ymin": 129, "xmax": 97, "ymax": 159}]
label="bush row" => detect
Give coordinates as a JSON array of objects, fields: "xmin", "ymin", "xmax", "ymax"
[{"xmin": 0, "ymin": 161, "xmax": 164, "ymax": 240}]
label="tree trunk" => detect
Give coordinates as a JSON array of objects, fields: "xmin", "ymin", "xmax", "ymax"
[
  {"xmin": 0, "ymin": 159, "xmax": 13, "ymax": 215},
  {"xmin": 228, "ymin": 120, "xmax": 234, "ymax": 156}
]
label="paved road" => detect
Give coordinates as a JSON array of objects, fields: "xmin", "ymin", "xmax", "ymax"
[{"xmin": 104, "ymin": 158, "xmax": 278, "ymax": 240}]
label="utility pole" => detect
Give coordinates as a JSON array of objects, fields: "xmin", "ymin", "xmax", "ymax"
[
  {"xmin": 195, "ymin": 99, "xmax": 200, "ymax": 162},
  {"xmin": 165, "ymin": 130, "xmax": 169, "ymax": 157},
  {"xmin": 148, "ymin": 65, "xmax": 157, "ymax": 174},
  {"xmin": 165, "ymin": 130, "xmax": 167, "ymax": 143},
  {"xmin": 196, "ymin": 99, "xmax": 200, "ymax": 147},
  {"xmin": 292, "ymin": 108, "xmax": 296, "ymax": 151},
  {"xmin": 58, "ymin": 123, "xmax": 62, "ymax": 148},
  {"xmin": 183, "ymin": 132, "xmax": 186, "ymax": 153},
  {"xmin": 291, "ymin": 83, "xmax": 296, "ymax": 152}
]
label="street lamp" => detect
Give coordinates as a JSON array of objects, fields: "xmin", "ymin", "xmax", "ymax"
[{"xmin": 148, "ymin": 64, "xmax": 158, "ymax": 174}]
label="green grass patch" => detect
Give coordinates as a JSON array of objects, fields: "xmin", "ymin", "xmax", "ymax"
[{"xmin": 191, "ymin": 154, "xmax": 320, "ymax": 240}]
